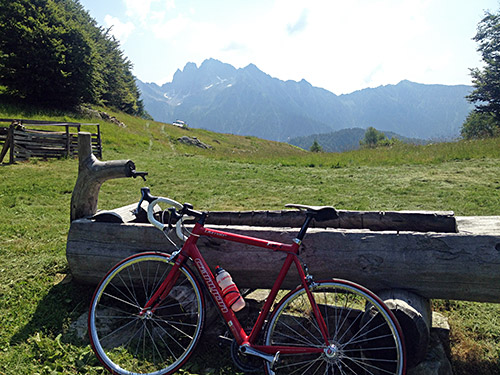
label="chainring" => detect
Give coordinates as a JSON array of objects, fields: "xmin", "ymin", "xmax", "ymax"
[{"xmin": 230, "ymin": 339, "xmax": 265, "ymax": 373}]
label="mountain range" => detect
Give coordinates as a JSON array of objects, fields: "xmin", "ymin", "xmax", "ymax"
[{"xmin": 137, "ymin": 58, "xmax": 473, "ymax": 142}]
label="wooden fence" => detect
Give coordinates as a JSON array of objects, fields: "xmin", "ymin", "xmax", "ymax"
[{"xmin": 0, "ymin": 119, "xmax": 101, "ymax": 163}]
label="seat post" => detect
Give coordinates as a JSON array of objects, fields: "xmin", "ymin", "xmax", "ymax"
[{"xmin": 296, "ymin": 214, "xmax": 314, "ymax": 242}]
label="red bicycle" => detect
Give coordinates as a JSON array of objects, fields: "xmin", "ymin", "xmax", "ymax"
[{"xmin": 88, "ymin": 187, "xmax": 406, "ymax": 375}]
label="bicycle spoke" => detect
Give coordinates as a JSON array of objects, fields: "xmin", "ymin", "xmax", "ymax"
[
  {"xmin": 152, "ymin": 316, "xmax": 195, "ymax": 341},
  {"xmin": 296, "ymin": 296, "xmax": 325, "ymax": 339},
  {"xmin": 143, "ymin": 320, "xmax": 169, "ymax": 364},
  {"xmin": 336, "ymin": 362, "xmax": 349, "ymax": 375},
  {"xmin": 124, "ymin": 267, "xmax": 141, "ymax": 307},
  {"xmin": 276, "ymin": 355, "xmax": 323, "ymax": 374},
  {"xmin": 102, "ymin": 291, "xmax": 142, "ymax": 310},
  {"xmin": 342, "ymin": 354, "xmax": 399, "ymax": 375},
  {"xmin": 338, "ymin": 356, "xmax": 364, "ymax": 375},
  {"xmin": 348, "ymin": 330, "xmax": 396, "ymax": 347},
  {"xmin": 97, "ymin": 315, "xmax": 141, "ymax": 345},
  {"xmin": 152, "ymin": 322, "xmax": 189, "ymax": 356},
  {"xmin": 160, "ymin": 319, "xmax": 198, "ymax": 328},
  {"xmin": 106, "ymin": 278, "xmax": 143, "ymax": 309},
  {"xmin": 343, "ymin": 345, "xmax": 398, "ymax": 353},
  {"xmin": 152, "ymin": 320, "xmax": 180, "ymax": 362},
  {"xmin": 152, "ymin": 298, "xmax": 191, "ymax": 311},
  {"xmin": 96, "ymin": 303, "xmax": 138, "ymax": 319},
  {"xmin": 274, "ymin": 319, "xmax": 323, "ymax": 347}
]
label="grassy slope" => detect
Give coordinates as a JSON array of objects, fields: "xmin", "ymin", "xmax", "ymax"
[{"xmin": 0, "ymin": 103, "xmax": 499, "ymax": 374}]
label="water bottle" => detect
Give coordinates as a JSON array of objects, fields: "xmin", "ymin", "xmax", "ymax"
[{"xmin": 215, "ymin": 266, "xmax": 246, "ymax": 312}]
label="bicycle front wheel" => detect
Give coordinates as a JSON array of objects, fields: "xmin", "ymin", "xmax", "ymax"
[
  {"xmin": 265, "ymin": 280, "xmax": 405, "ymax": 375},
  {"xmin": 88, "ymin": 252, "xmax": 205, "ymax": 375}
]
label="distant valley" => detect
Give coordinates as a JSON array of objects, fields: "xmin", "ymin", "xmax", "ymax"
[{"xmin": 137, "ymin": 58, "xmax": 473, "ymax": 143}]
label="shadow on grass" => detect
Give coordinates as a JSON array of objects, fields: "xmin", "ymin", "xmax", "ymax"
[
  {"xmin": 5, "ymin": 276, "xmax": 109, "ymax": 374},
  {"xmin": 10, "ymin": 277, "xmax": 94, "ymax": 346}
]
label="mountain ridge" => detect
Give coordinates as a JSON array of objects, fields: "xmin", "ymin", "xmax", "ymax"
[{"xmin": 137, "ymin": 59, "xmax": 473, "ymax": 141}]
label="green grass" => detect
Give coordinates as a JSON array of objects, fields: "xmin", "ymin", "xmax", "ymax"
[{"xmin": 0, "ymin": 103, "xmax": 499, "ymax": 374}]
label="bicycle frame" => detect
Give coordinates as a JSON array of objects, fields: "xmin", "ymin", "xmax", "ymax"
[{"xmin": 142, "ymin": 221, "xmax": 329, "ymax": 356}]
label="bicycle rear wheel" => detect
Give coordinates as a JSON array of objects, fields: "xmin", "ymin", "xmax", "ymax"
[
  {"xmin": 264, "ymin": 280, "xmax": 405, "ymax": 375},
  {"xmin": 88, "ymin": 252, "xmax": 205, "ymax": 375}
]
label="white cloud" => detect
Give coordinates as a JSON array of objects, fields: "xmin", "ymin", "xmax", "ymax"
[
  {"xmin": 165, "ymin": 0, "xmax": 175, "ymax": 11},
  {"xmin": 122, "ymin": 0, "xmax": 175, "ymax": 25},
  {"xmin": 222, "ymin": 41, "xmax": 247, "ymax": 52},
  {"xmin": 123, "ymin": 0, "xmax": 158, "ymax": 21},
  {"xmin": 104, "ymin": 15, "xmax": 135, "ymax": 42},
  {"xmin": 287, "ymin": 9, "xmax": 309, "ymax": 35},
  {"xmin": 150, "ymin": 14, "xmax": 190, "ymax": 40}
]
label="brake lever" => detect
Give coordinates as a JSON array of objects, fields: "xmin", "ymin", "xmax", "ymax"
[{"xmin": 167, "ymin": 207, "xmax": 182, "ymax": 229}]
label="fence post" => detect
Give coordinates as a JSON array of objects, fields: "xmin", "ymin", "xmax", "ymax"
[
  {"xmin": 65, "ymin": 125, "xmax": 70, "ymax": 157},
  {"xmin": 96, "ymin": 124, "xmax": 102, "ymax": 158},
  {"xmin": 0, "ymin": 125, "xmax": 12, "ymax": 163},
  {"xmin": 9, "ymin": 124, "xmax": 15, "ymax": 164}
]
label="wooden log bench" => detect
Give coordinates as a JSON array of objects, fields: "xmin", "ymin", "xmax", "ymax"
[{"xmin": 66, "ymin": 132, "xmax": 500, "ymax": 369}]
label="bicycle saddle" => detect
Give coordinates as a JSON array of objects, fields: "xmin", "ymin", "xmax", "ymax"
[{"xmin": 285, "ymin": 204, "xmax": 339, "ymax": 222}]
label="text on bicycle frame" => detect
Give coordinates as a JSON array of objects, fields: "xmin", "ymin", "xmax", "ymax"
[{"xmin": 194, "ymin": 258, "xmax": 229, "ymax": 313}]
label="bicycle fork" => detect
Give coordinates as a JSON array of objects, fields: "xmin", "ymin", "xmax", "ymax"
[{"xmin": 139, "ymin": 255, "xmax": 185, "ymax": 316}]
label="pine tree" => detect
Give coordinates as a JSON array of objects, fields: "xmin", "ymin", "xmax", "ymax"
[
  {"xmin": 464, "ymin": 9, "xmax": 500, "ymax": 137},
  {"xmin": 310, "ymin": 139, "xmax": 323, "ymax": 152}
]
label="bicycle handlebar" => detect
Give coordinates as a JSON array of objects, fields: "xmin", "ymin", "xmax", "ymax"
[
  {"xmin": 139, "ymin": 187, "xmax": 202, "ymax": 242},
  {"xmin": 147, "ymin": 197, "xmax": 183, "ymax": 231}
]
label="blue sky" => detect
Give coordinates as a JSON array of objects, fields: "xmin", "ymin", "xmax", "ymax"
[{"xmin": 79, "ymin": 0, "xmax": 498, "ymax": 94}]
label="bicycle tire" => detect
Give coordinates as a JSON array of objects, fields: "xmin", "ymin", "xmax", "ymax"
[
  {"xmin": 264, "ymin": 280, "xmax": 406, "ymax": 375},
  {"xmin": 88, "ymin": 252, "xmax": 205, "ymax": 375}
]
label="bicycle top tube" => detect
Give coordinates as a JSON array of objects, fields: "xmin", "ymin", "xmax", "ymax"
[
  {"xmin": 192, "ymin": 224, "xmax": 297, "ymax": 254},
  {"xmin": 181, "ymin": 203, "xmax": 339, "ymax": 250}
]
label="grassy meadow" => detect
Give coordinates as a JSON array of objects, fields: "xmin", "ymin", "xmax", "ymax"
[{"xmin": 0, "ymin": 103, "xmax": 499, "ymax": 374}]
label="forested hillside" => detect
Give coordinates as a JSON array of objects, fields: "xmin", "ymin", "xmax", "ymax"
[{"xmin": 0, "ymin": 0, "xmax": 146, "ymax": 116}]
